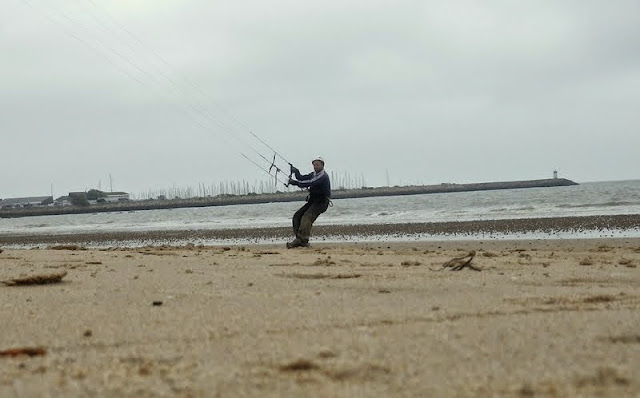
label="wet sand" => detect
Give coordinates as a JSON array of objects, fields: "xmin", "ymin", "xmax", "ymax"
[
  {"xmin": 1, "ymin": 214, "xmax": 639, "ymax": 247},
  {"xmin": 1, "ymin": 237, "xmax": 639, "ymax": 397}
]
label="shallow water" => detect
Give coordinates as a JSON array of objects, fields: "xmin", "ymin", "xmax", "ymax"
[{"xmin": 1, "ymin": 180, "xmax": 639, "ymax": 239}]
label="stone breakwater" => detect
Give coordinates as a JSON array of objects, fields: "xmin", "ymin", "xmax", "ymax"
[
  {"xmin": 0, "ymin": 214, "xmax": 636, "ymax": 247},
  {"xmin": 0, "ymin": 178, "xmax": 577, "ymax": 218}
]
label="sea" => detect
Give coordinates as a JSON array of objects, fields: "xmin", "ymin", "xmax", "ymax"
[{"xmin": 1, "ymin": 180, "xmax": 640, "ymax": 245}]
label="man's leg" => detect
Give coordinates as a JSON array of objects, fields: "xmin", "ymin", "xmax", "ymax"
[
  {"xmin": 297, "ymin": 199, "xmax": 329, "ymax": 244},
  {"xmin": 288, "ymin": 202, "xmax": 312, "ymax": 248},
  {"xmin": 292, "ymin": 202, "xmax": 311, "ymax": 237}
]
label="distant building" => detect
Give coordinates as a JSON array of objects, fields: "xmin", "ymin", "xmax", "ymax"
[
  {"xmin": 1, "ymin": 191, "xmax": 131, "ymax": 209},
  {"xmin": 104, "ymin": 192, "xmax": 130, "ymax": 202},
  {"xmin": 0, "ymin": 196, "xmax": 53, "ymax": 209},
  {"xmin": 61, "ymin": 191, "xmax": 130, "ymax": 205},
  {"xmin": 54, "ymin": 196, "xmax": 73, "ymax": 206}
]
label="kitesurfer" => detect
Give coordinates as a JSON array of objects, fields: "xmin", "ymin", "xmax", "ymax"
[{"xmin": 287, "ymin": 156, "xmax": 331, "ymax": 248}]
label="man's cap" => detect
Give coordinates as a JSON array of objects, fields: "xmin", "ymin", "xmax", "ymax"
[{"xmin": 312, "ymin": 156, "xmax": 325, "ymax": 164}]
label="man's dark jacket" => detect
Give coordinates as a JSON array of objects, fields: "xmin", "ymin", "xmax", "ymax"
[{"xmin": 292, "ymin": 170, "xmax": 331, "ymax": 201}]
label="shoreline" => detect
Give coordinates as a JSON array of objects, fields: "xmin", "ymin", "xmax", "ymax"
[{"xmin": 1, "ymin": 213, "xmax": 639, "ymax": 247}]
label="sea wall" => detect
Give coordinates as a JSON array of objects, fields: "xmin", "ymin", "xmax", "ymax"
[{"xmin": 0, "ymin": 178, "xmax": 577, "ymax": 218}]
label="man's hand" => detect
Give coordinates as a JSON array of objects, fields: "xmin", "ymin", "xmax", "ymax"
[
  {"xmin": 290, "ymin": 164, "xmax": 299, "ymax": 175},
  {"xmin": 288, "ymin": 178, "xmax": 299, "ymax": 186}
]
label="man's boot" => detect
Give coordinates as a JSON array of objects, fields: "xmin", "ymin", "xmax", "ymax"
[
  {"xmin": 286, "ymin": 238, "xmax": 302, "ymax": 249},
  {"xmin": 286, "ymin": 238, "xmax": 310, "ymax": 249}
]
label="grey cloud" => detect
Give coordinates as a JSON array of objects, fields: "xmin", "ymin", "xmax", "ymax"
[{"xmin": 1, "ymin": 1, "xmax": 639, "ymax": 198}]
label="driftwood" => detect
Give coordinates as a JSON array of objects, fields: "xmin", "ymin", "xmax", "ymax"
[
  {"xmin": 0, "ymin": 347, "xmax": 46, "ymax": 357},
  {"xmin": 432, "ymin": 251, "xmax": 480, "ymax": 271},
  {"xmin": 1, "ymin": 271, "xmax": 68, "ymax": 286}
]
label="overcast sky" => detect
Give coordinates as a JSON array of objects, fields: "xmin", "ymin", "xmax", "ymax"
[{"xmin": 1, "ymin": 0, "xmax": 639, "ymax": 198}]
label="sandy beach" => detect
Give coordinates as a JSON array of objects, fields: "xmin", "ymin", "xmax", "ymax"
[{"xmin": 1, "ymin": 232, "xmax": 639, "ymax": 397}]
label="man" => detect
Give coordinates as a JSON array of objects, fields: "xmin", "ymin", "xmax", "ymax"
[{"xmin": 287, "ymin": 156, "xmax": 331, "ymax": 248}]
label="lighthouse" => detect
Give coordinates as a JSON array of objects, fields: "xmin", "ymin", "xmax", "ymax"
[{"xmin": 553, "ymin": 170, "xmax": 558, "ymax": 179}]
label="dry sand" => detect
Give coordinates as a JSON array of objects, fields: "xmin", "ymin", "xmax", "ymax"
[{"xmin": 1, "ymin": 238, "xmax": 639, "ymax": 397}]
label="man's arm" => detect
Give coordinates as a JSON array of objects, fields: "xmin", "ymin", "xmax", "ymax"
[
  {"xmin": 294, "ymin": 173, "xmax": 326, "ymax": 188},
  {"xmin": 296, "ymin": 172, "xmax": 314, "ymax": 181},
  {"xmin": 292, "ymin": 169, "xmax": 313, "ymax": 181},
  {"xmin": 290, "ymin": 164, "xmax": 314, "ymax": 181},
  {"xmin": 288, "ymin": 173, "xmax": 314, "ymax": 187}
]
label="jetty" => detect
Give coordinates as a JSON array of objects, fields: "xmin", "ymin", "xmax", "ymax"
[{"xmin": 0, "ymin": 178, "xmax": 577, "ymax": 218}]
